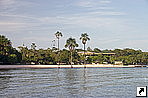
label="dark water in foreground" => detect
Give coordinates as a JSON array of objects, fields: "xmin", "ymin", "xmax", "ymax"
[{"xmin": 0, "ymin": 67, "xmax": 148, "ymax": 98}]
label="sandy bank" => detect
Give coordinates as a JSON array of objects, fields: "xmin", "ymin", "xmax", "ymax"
[{"xmin": 0, "ymin": 64, "xmax": 142, "ymax": 69}]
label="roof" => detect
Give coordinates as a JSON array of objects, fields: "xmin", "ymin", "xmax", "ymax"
[{"xmin": 77, "ymin": 51, "xmax": 116, "ymax": 55}]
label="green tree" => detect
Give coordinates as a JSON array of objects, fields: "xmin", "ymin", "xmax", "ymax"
[
  {"xmin": 59, "ymin": 49, "xmax": 70, "ymax": 64},
  {"xmin": 65, "ymin": 37, "xmax": 78, "ymax": 66},
  {"xmin": 94, "ymin": 48, "xmax": 101, "ymax": 53},
  {"xmin": 87, "ymin": 47, "xmax": 92, "ymax": 51},
  {"xmin": 0, "ymin": 35, "xmax": 21, "ymax": 64},
  {"xmin": 55, "ymin": 31, "xmax": 63, "ymax": 65},
  {"xmin": 18, "ymin": 46, "xmax": 29, "ymax": 64},
  {"xmin": 8, "ymin": 54, "xmax": 17, "ymax": 64},
  {"xmin": 72, "ymin": 51, "xmax": 81, "ymax": 64},
  {"xmin": 37, "ymin": 49, "xmax": 54, "ymax": 64},
  {"xmin": 80, "ymin": 33, "xmax": 90, "ymax": 65},
  {"xmin": 0, "ymin": 35, "xmax": 11, "ymax": 56},
  {"xmin": 30, "ymin": 43, "xmax": 37, "ymax": 64}
]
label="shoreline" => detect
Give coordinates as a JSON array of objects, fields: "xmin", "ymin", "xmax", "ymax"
[{"xmin": 0, "ymin": 64, "xmax": 147, "ymax": 69}]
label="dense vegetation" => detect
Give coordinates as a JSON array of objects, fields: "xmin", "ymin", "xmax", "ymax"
[
  {"xmin": 0, "ymin": 35, "xmax": 148, "ymax": 65},
  {"xmin": 0, "ymin": 35, "xmax": 21, "ymax": 64},
  {"xmin": 87, "ymin": 48, "xmax": 148, "ymax": 65}
]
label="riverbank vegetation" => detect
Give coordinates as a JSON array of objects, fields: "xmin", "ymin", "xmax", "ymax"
[
  {"xmin": 0, "ymin": 35, "xmax": 21, "ymax": 64},
  {"xmin": 0, "ymin": 34, "xmax": 148, "ymax": 65}
]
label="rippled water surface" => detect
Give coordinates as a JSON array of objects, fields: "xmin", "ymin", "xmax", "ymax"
[{"xmin": 0, "ymin": 67, "xmax": 148, "ymax": 98}]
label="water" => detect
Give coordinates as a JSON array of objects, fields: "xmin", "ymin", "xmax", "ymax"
[{"xmin": 0, "ymin": 67, "xmax": 148, "ymax": 98}]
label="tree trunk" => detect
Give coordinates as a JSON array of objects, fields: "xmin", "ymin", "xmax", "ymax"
[
  {"xmin": 84, "ymin": 43, "xmax": 86, "ymax": 67},
  {"xmin": 58, "ymin": 38, "xmax": 59, "ymax": 50},
  {"xmin": 70, "ymin": 51, "xmax": 73, "ymax": 67},
  {"xmin": 58, "ymin": 38, "xmax": 60, "ymax": 66}
]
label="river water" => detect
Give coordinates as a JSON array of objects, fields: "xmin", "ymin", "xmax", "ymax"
[{"xmin": 0, "ymin": 67, "xmax": 148, "ymax": 98}]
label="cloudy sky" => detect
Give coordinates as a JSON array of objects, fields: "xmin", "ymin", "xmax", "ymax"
[{"xmin": 0, "ymin": 0, "xmax": 148, "ymax": 51}]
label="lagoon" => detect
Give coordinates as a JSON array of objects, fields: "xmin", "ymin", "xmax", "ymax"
[{"xmin": 0, "ymin": 67, "xmax": 148, "ymax": 98}]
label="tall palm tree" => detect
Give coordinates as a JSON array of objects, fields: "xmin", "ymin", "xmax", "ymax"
[
  {"xmin": 55, "ymin": 31, "xmax": 63, "ymax": 65},
  {"xmin": 31, "ymin": 43, "xmax": 37, "ymax": 64},
  {"xmin": 55, "ymin": 31, "xmax": 63, "ymax": 51},
  {"xmin": 80, "ymin": 33, "xmax": 90, "ymax": 65},
  {"xmin": 65, "ymin": 37, "xmax": 78, "ymax": 66}
]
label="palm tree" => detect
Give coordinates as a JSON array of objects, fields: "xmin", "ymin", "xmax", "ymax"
[
  {"xmin": 80, "ymin": 33, "xmax": 90, "ymax": 65},
  {"xmin": 31, "ymin": 43, "xmax": 37, "ymax": 64},
  {"xmin": 31, "ymin": 43, "xmax": 36, "ymax": 50},
  {"xmin": 55, "ymin": 31, "xmax": 63, "ymax": 65},
  {"xmin": 55, "ymin": 31, "xmax": 63, "ymax": 51},
  {"xmin": 65, "ymin": 37, "xmax": 78, "ymax": 66}
]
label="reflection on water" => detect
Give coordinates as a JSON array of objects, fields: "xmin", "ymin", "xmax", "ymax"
[
  {"xmin": 0, "ymin": 70, "xmax": 12, "ymax": 91},
  {"xmin": 0, "ymin": 68, "xmax": 148, "ymax": 98}
]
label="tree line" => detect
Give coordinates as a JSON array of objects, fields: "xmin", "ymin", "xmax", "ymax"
[{"xmin": 0, "ymin": 33, "xmax": 148, "ymax": 65}]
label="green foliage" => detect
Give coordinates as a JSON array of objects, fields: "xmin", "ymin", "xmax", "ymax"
[
  {"xmin": 55, "ymin": 31, "xmax": 62, "ymax": 39},
  {"xmin": 87, "ymin": 47, "xmax": 92, "ymax": 51},
  {"xmin": 88, "ymin": 55, "xmax": 104, "ymax": 64},
  {"xmin": 94, "ymin": 48, "xmax": 101, "ymax": 53},
  {"xmin": 80, "ymin": 33, "xmax": 90, "ymax": 44},
  {"xmin": 65, "ymin": 37, "xmax": 79, "ymax": 65},
  {"xmin": 102, "ymin": 49, "xmax": 112, "ymax": 53},
  {"xmin": 0, "ymin": 35, "xmax": 21, "ymax": 64},
  {"xmin": 55, "ymin": 31, "xmax": 63, "ymax": 51},
  {"xmin": 65, "ymin": 37, "xmax": 78, "ymax": 51},
  {"xmin": 18, "ymin": 47, "xmax": 55, "ymax": 65},
  {"xmin": 1, "ymin": 35, "xmax": 148, "ymax": 65},
  {"xmin": 80, "ymin": 33, "xmax": 90, "ymax": 65},
  {"xmin": 103, "ymin": 48, "xmax": 147, "ymax": 65},
  {"xmin": 59, "ymin": 49, "xmax": 70, "ymax": 64}
]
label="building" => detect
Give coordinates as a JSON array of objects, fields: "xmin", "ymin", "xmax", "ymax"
[
  {"xmin": 77, "ymin": 51, "xmax": 116, "ymax": 56},
  {"xmin": 114, "ymin": 61, "xmax": 123, "ymax": 65}
]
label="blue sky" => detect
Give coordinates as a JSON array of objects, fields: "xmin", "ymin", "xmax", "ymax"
[{"xmin": 0, "ymin": 0, "xmax": 148, "ymax": 51}]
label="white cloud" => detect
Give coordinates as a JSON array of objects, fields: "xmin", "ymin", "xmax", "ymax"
[
  {"xmin": 99, "ymin": 0, "xmax": 111, "ymax": 4},
  {"xmin": 0, "ymin": 0, "xmax": 37, "ymax": 14},
  {"xmin": 76, "ymin": 0, "xmax": 111, "ymax": 8},
  {"xmin": 96, "ymin": 7, "xmax": 114, "ymax": 10},
  {"xmin": 0, "ymin": 0, "xmax": 133, "ymax": 50},
  {"xmin": 89, "ymin": 11, "xmax": 126, "ymax": 16},
  {"xmin": 23, "ymin": 36, "xmax": 51, "ymax": 42},
  {"xmin": 0, "ymin": 0, "xmax": 16, "ymax": 6},
  {"xmin": 0, "ymin": 12, "xmax": 127, "ymax": 33},
  {"xmin": 0, "ymin": 13, "xmax": 43, "ymax": 32},
  {"xmin": 77, "ymin": 1, "xmax": 93, "ymax": 7},
  {"xmin": 0, "ymin": 0, "xmax": 126, "ymax": 33},
  {"xmin": 0, "ymin": 22, "xmax": 26, "ymax": 25},
  {"xmin": 0, "ymin": 22, "xmax": 33, "ymax": 32},
  {"xmin": 0, "ymin": 0, "xmax": 35, "ymax": 8},
  {"xmin": 0, "ymin": 13, "xmax": 39, "ymax": 21}
]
